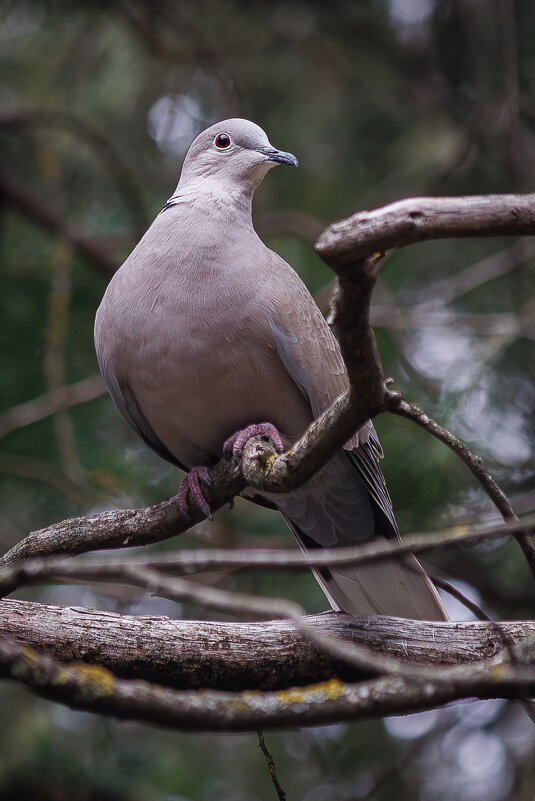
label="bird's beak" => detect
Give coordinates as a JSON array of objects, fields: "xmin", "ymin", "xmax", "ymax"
[{"xmin": 255, "ymin": 146, "xmax": 299, "ymax": 168}]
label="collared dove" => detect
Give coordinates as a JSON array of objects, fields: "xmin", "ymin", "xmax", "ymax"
[{"xmin": 95, "ymin": 118, "xmax": 447, "ymax": 620}]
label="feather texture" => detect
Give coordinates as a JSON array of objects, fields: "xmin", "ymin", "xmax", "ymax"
[{"xmin": 95, "ymin": 118, "xmax": 447, "ymax": 620}]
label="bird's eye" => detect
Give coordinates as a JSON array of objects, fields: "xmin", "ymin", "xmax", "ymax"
[{"xmin": 214, "ymin": 133, "xmax": 232, "ymax": 150}]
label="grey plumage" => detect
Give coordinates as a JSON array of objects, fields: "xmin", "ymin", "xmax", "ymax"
[{"xmin": 95, "ymin": 118, "xmax": 447, "ymax": 620}]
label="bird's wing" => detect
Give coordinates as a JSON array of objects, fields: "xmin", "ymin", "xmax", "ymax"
[
  {"xmin": 97, "ymin": 356, "xmax": 188, "ymax": 471},
  {"xmin": 268, "ymin": 258, "xmax": 397, "ymax": 536}
]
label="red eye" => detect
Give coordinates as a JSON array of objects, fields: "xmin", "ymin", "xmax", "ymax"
[{"xmin": 214, "ymin": 133, "xmax": 231, "ymax": 149}]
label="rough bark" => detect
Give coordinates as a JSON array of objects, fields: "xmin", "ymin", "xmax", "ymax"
[
  {"xmin": 1, "ymin": 599, "xmax": 534, "ymax": 691},
  {"xmin": 316, "ymin": 194, "xmax": 535, "ymax": 264}
]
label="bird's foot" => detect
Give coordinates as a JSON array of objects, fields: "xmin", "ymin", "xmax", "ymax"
[
  {"xmin": 223, "ymin": 423, "xmax": 285, "ymax": 466},
  {"xmin": 177, "ymin": 466, "xmax": 213, "ymax": 521}
]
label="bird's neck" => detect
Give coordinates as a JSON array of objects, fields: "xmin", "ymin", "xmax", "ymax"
[{"xmin": 168, "ymin": 175, "xmax": 256, "ymax": 215}]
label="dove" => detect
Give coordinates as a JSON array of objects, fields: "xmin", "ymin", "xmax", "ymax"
[{"xmin": 95, "ymin": 118, "xmax": 447, "ymax": 620}]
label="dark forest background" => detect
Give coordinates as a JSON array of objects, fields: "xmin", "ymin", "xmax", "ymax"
[{"xmin": 1, "ymin": 1, "xmax": 535, "ymax": 799}]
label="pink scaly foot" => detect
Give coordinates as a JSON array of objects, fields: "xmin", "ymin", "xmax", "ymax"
[
  {"xmin": 223, "ymin": 423, "xmax": 285, "ymax": 466},
  {"xmin": 177, "ymin": 466, "xmax": 213, "ymax": 521}
]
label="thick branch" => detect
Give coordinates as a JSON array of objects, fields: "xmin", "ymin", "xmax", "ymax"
[
  {"xmin": 1, "ymin": 625, "xmax": 535, "ymax": 732},
  {"xmin": 0, "ymin": 455, "xmax": 245, "ymax": 566},
  {"xmin": 2, "ymin": 600, "xmax": 533, "ymax": 691},
  {"xmin": 316, "ymin": 194, "xmax": 535, "ymax": 265}
]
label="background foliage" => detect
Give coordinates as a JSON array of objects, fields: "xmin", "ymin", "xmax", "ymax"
[{"xmin": 1, "ymin": 0, "xmax": 535, "ymax": 798}]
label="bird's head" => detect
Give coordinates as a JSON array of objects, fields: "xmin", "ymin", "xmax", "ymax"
[{"xmin": 177, "ymin": 118, "xmax": 298, "ymax": 196}]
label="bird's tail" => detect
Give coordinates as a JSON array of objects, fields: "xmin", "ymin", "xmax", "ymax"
[
  {"xmin": 275, "ymin": 448, "xmax": 448, "ymax": 621},
  {"xmin": 311, "ymin": 552, "xmax": 448, "ymax": 621},
  {"xmin": 282, "ymin": 512, "xmax": 448, "ymax": 621}
]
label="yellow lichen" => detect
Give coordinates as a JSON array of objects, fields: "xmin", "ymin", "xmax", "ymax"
[
  {"xmin": 68, "ymin": 663, "xmax": 115, "ymax": 697},
  {"xmin": 275, "ymin": 679, "xmax": 345, "ymax": 705},
  {"xmin": 257, "ymin": 449, "xmax": 278, "ymax": 472},
  {"xmin": 447, "ymin": 523, "xmax": 470, "ymax": 539},
  {"xmin": 21, "ymin": 645, "xmax": 39, "ymax": 666},
  {"xmin": 488, "ymin": 662, "xmax": 508, "ymax": 680}
]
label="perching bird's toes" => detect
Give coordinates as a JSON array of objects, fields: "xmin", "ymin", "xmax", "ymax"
[
  {"xmin": 177, "ymin": 466, "xmax": 213, "ymax": 521},
  {"xmin": 223, "ymin": 423, "xmax": 285, "ymax": 466}
]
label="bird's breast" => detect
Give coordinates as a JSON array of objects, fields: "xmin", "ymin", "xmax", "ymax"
[{"xmin": 99, "ymin": 266, "xmax": 311, "ymax": 468}]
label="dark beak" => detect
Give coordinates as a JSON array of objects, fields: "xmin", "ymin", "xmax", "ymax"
[{"xmin": 255, "ymin": 146, "xmax": 299, "ymax": 168}]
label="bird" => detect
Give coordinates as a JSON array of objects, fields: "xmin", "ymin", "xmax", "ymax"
[{"xmin": 94, "ymin": 118, "xmax": 447, "ymax": 620}]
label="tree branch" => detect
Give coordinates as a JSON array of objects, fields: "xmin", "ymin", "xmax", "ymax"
[
  {"xmin": 4, "ymin": 194, "xmax": 534, "ymax": 567},
  {"xmin": 1, "ymin": 631, "xmax": 535, "ymax": 732},
  {"xmin": 2, "ymin": 514, "xmax": 534, "ymax": 587},
  {"xmin": 385, "ymin": 393, "xmax": 516, "ymax": 519},
  {"xmin": 1, "ymin": 191, "xmax": 535, "ymax": 731},
  {"xmin": 315, "ymin": 194, "xmax": 535, "ymax": 265},
  {"xmin": 0, "ymin": 374, "xmax": 106, "ymax": 441},
  {"xmin": 385, "ymin": 393, "xmax": 535, "ymax": 571},
  {"xmin": 3, "ymin": 600, "xmax": 533, "ymax": 691}
]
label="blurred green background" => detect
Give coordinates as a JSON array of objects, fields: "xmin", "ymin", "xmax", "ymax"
[{"xmin": 1, "ymin": 1, "xmax": 535, "ymax": 799}]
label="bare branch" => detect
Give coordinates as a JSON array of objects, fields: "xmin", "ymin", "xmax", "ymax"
[
  {"xmin": 2, "ymin": 515, "xmax": 534, "ymax": 586},
  {"xmin": 3, "ymin": 193, "xmax": 533, "ymax": 588},
  {"xmin": 0, "ymin": 558, "xmax": 445, "ymax": 679},
  {"xmin": 385, "ymin": 392, "xmax": 535, "ymax": 573},
  {"xmin": 385, "ymin": 393, "xmax": 516, "ymax": 520},
  {"xmin": 0, "ymin": 374, "xmax": 106, "ymax": 440},
  {"xmin": 0, "ymin": 451, "xmax": 246, "ymax": 567},
  {"xmin": 257, "ymin": 731, "xmax": 287, "ymax": 801},
  {"xmin": 2, "ymin": 512, "xmax": 534, "ymax": 684},
  {"xmin": 4, "ymin": 600, "xmax": 533, "ymax": 691},
  {"xmin": 1, "ymin": 633, "xmax": 535, "ymax": 732},
  {"xmin": 316, "ymin": 194, "xmax": 535, "ymax": 265},
  {"xmin": 427, "ymin": 573, "xmax": 493, "ymax": 621}
]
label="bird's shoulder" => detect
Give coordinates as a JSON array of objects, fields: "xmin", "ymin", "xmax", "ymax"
[{"xmin": 258, "ymin": 247, "xmax": 348, "ymax": 414}]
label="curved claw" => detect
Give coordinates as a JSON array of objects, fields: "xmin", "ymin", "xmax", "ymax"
[
  {"xmin": 177, "ymin": 466, "xmax": 213, "ymax": 521},
  {"xmin": 223, "ymin": 423, "xmax": 285, "ymax": 466}
]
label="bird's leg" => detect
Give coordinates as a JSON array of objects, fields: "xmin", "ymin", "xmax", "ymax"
[
  {"xmin": 177, "ymin": 466, "xmax": 213, "ymax": 521},
  {"xmin": 223, "ymin": 422, "xmax": 285, "ymax": 466}
]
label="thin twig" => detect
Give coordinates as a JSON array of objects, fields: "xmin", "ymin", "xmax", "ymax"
[
  {"xmin": 0, "ymin": 374, "xmax": 106, "ymax": 440},
  {"xmin": 257, "ymin": 731, "xmax": 287, "ymax": 801},
  {"xmin": 2, "ymin": 513, "xmax": 533, "ymax": 578},
  {"xmin": 386, "ymin": 391, "xmax": 516, "ymax": 519},
  {"xmin": 385, "ymin": 391, "xmax": 535, "ymax": 576},
  {"xmin": 429, "ymin": 574, "xmax": 492, "ymax": 622}
]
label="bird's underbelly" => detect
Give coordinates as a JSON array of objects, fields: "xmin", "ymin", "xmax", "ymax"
[{"xmin": 125, "ymin": 317, "xmax": 312, "ymax": 468}]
